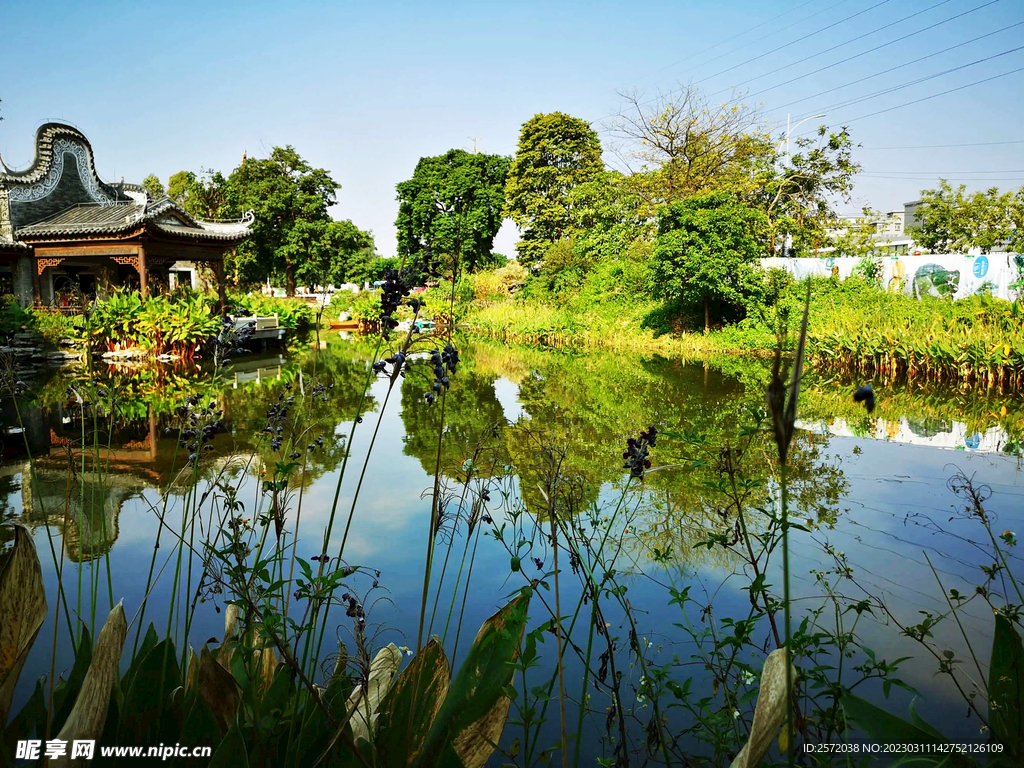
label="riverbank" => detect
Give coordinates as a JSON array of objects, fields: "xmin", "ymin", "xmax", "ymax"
[{"xmin": 461, "ymin": 277, "xmax": 1024, "ymax": 387}]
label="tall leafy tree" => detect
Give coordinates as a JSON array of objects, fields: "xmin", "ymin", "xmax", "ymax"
[
  {"xmin": 223, "ymin": 147, "xmax": 340, "ymax": 294},
  {"xmin": 503, "ymin": 112, "xmax": 604, "ymax": 266},
  {"xmin": 292, "ymin": 218, "xmax": 377, "ymax": 288},
  {"xmin": 141, "ymin": 174, "xmax": 166, "ymax": 201},
  {"xmin": 752, "ymin": 126, "xmax": 859, "ymax": 256},
  {"xmin": 608, "ymin": 85, "xmax": 773, "ymax": 211},
  {"xmin": 395, "ymin": 149, "xmax": 510, "ymax": 275},
  {"xmin": 167, "ymin": 169, "xmax": 229, "ymax": 219},
  {"xmin": 650, "ymin": 192, "xmax": 767, "ymax": 333},
  {"xmin": 908, "ymin": 179, "xmax": 1018, "ymax": 254}
]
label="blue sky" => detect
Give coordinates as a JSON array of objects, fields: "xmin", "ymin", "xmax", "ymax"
[{"xmin": 2, "ymin": 0, "xmax": 1022, "ymax": 257}]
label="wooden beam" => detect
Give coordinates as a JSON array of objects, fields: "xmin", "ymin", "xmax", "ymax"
[
  {"xmin": 34, "ymin": 244, "xmax": 140, "ymax": 258},
  {"xmin": 138, "ymin": 243, "xmax": 148, "ymax": 298}
]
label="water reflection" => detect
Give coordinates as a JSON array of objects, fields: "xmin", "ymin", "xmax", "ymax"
[{"xmin": 2, "ymin": 334, "xmax": 1023, "ymax": 759}]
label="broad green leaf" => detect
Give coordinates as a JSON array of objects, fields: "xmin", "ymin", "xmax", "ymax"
[
  {"xmin": 121, "ymin": 622, "xmax": 159, "ymax": 693},
  {"xmin": 51, "ymin": 626, "xmax": 93, "ymax": 736},
  {"xmin": 0, "ymin": 524, "xmax": 47, "ymax": 725},
  {"xmin": 729, "ymin": 647, "xmax": 795, "ymax": 768},
  {"xmin": 988, "ymin": 614, "xmax": 1024, "ymax": 756},
  {"xmin": 50, "ymin": 602, "xmax": 127, "ymax": 768},
  {"xmin": 842, "ymin": 693, "xmax": 949, "ymax": 749},
  {"xmin": 119, "ymin": 638, "xmax": 182, "ymax": 745},
  {"xmin": 377, "ymin": 638, "xmax": 451, "ymax": 767},
  {"xmin": 415, "ymin": 590, "xmax": 531, "ymax": 768},
  {"xmin": 208, "ymin": 724, "xmax": 249, "ymax": 768},
  {"xmin": 3, "ymin": 677, "xmax": 46, "ymax": 752}
]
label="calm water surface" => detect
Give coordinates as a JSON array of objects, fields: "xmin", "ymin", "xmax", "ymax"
[{"xmin": 3, "ymin": 334, "xmax": 1023, "ymax": 763}]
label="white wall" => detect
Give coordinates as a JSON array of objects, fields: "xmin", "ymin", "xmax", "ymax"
[{"xmin": 762, "ymin": 252, "xmax": 1022, "ymax": 301}]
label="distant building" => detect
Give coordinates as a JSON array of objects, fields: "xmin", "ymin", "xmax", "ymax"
[{"xmin": 0, "ymin": 123, "xmax": 253, "ymax": 308}]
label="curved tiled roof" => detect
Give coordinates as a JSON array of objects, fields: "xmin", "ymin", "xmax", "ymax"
[
  {"xmin": 1, "ymin": 122, "xmax": 253, "ymax": 246},
  {"xmin": 16, "ymin": 200, "xmax": 254, "ymax": 241}
]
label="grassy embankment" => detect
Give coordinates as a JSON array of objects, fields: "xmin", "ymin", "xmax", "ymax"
[{"xmin": 462, "ymin": 275, "xmax": 1024, "ymax": 386}]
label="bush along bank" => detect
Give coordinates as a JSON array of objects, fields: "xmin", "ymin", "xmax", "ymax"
[{"xmin": 457, "ymin": 267, "xmax": 1024, "ymax": 387}]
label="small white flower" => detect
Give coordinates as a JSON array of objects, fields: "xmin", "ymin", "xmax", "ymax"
[
  {"xmin": 399, "ymin": 645, "xmax": 414, "ymax": 656},
  {"xmin": 733, "ymin": 710, "xmax": 741, "ymax": 720}
]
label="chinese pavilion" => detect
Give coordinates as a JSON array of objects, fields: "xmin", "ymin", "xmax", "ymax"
[{"xmin": 0, "ymin": 123, "xmax": 252, "ymax": 309}]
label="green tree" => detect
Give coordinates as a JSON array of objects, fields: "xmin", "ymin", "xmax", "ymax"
[
  {"xmin": 650, "ymin": 192, "xmax": 767, "ymax": 332},
  {"xmin": 753, "ymin": 126, "xmax": 859, "ymax": 256},
  {"xmin": 908, "ymin": 179, "xmax": 1016, "ymax": 254},
  {"xmin": 396, "ymin": 149, "xmax": 510, "ymax": 274},
  {"xmin": 167, "ymin": 170, "xmax": 229, "ymax": 219},
  {"xmin": 141, "ymin": 174, "xmax": 166, "ymax": 201},
  {"xmin": 223, "ymin": 147, "xmax": 340, "ymax": 294},
  {"xmin": 503, "ymin": 112, "xmax": 604, "ymax": 266},
  {"xmin": 609, "ymin": 85, "xmax": 773, "ymax": 211},
  {"xmin": 292, "ymin": 218, "xmax": 377, "ymax": 289}
]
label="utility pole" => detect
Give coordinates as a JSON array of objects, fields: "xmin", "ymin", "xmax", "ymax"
[{"xmin": 468, "ymin": 137, "xmax": 482, "ymax": 154}]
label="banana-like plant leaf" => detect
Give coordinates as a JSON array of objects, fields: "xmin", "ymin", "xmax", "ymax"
[
  {"xmin": 346, "ymin": 643, "xmax": 402, "ymax": 744},
  {"xmin": 842, "ymin": 693, "xmax": 949, "ymax": 749},
  {"xmin": 50, "ymin": 627, "xmax": 93, "ymax": 737},
  {"xmin": 988, "ymin": 614, "xmax": 1023, "ymax": 757},
  {"xmin": 415, "ymin": 590, "xmax": 531, "ymax": 768},
  {"xmin": 193, "ymin": 645, "xmax": 242, "ymax": 736},
  {"xmin": 119, "ymin": 638, "xmax": 182, "ymax": 745},
  {"xmin": 217, "ymin": 603, "xmax": 240, "ymax": 670},
  {"xmin": 730, "ymin": 647, "xmax": 795, "ymax": 768},
  {"xmin": 50, "ymin": 602, "xmax": 127, "ymax": 768},
  {"xmin": 0, "ymin": 524, "xmax": 47, "ymax": 725},
  {"xmin": 377, "ymin": 638, "xmax": 451, "ymax": 767},
  {"xmin": 3, "ymin": 677, "xmax": 46, "ymax": 755},
  {"xmin": 208, "ymin": 724, "xmax": 250, "ymax": 768}
]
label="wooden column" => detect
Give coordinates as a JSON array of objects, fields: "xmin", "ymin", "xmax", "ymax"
[
  {"xmin": 138, "ymin": 244, "xmax": 148, "ymax": 299},
  {"xmin": 31, "ymin": 261, "xmax": 41, "ymax": 306},
  {"xmin": 214, "ymin": 261, "xmax": 226, "ymax": 313}
]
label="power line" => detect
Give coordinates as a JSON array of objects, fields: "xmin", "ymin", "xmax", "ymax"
[
  {"xmin": 859, "ymin": 175, "xmax": 1024, "ymax": 181},
  {"xmin": 693, "ymin": 0, "xmax": 895, "ymax": 88},
  {"xmin": 860, "ymin": 140, "xmax": 1024, "ymax": 149},
  {"xmin": 636, "ymin": 0, "xmax": 894, "ymax": 109},
  {"xmin": 807, "ymin": 64, "xmax": 1024, "ymax": 128},
  {"xmin": 752, "ymin": 0, "xmax": 1006, "ymax": 107},
  {"xmin": 629, "ymin": 0, "xmax": 824, "ymax": 83},
  {"xmin": 860, "ymin": 169, "xmax": 1024, "ymax": 175},
  {"xmin": 793, "ymin": 44, "xmax": 1024, "ymax": 119},
  {"xmin": 774, "ymin": 20, "xmax": 1024, "ymax": 115},
  {"xmin": 708, "ymin": 0, "xmax": 957, "ymax": 99}
]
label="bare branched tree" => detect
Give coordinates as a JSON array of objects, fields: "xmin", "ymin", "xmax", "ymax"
[{"xmin": 606, "ymin": 84, "xmax": 773, "ymax": 209}]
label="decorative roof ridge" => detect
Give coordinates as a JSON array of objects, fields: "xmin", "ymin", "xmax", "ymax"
[{"xmin": 1, "ymin": 124, "xmax": 98, "ymax": 185}]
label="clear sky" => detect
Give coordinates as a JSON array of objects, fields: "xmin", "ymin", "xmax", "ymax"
[{"xmin": 2, "ymin": 0, "xmax": 1022, "ymax": 257}]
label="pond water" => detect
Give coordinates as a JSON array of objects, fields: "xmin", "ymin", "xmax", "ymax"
[{"xmin": 3, "ymin": 333, "xmax": 1023, "ymax": 764}]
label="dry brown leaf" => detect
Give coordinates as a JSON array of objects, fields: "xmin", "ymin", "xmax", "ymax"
[
  {"xmin": 347, "ymin": 643, "xmax": 402, "ymax": 744},
  {"xmin": 195, "ymin": 645, "xmax": 241, "ymax": 734},
  {"xmin": 730, "ymin": 647, "xmax": 795, "ymax": 768},
  {"xmin": 0, "ymin": 524, "xmax": 48, "ymax": 725},
  {"xmin": 50, "ymin": 602, "xmax": 128, "ymax": 768}
]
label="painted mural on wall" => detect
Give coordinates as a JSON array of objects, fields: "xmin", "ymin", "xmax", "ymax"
[{"xmin": 762, "ymin": 252, "xmax": 1023, "ymax": 301}]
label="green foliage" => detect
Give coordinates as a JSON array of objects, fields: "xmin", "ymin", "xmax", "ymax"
[
  {"xmin": 0, "ymin": 295, "xmax": 31, "ymax": 339},
  {"xmin": 221, "ymin": 147, "xmax": 341, "ymax": 294},
  {"xmin": 348, "ymin": 289, "xmax": 384, "ymax": 322},
  {"xmin": 908, "ymin": 180, "xmax": 1023, "ymax": 254},
  {"xmin": 751, "ymin": 125, "xmax": 860, "ymax": 256},
  {"xmin": 289, "ymin": 218, "xmax": 377, "ymax": 290},
  {"xmin": 24, "ymin": 310, "xmax": 75, "ymax": 348},
  {"xmin": 230, "ymin": 292, "xmax": 315, "ymax": 330},
  {"xmin": 396, "ymin": 149, "xmax": 510, "ymax": 273},
  {"xmin": 651, "ymin": 192, "xmax": 767, "ymax": 331},
  {"xmin": 141, "ymin": 173, "xmax": 166, "ymax": 201},
  {"xmin": 503, "ymin": 112, "xmax": 604, "ymax": 266}
]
